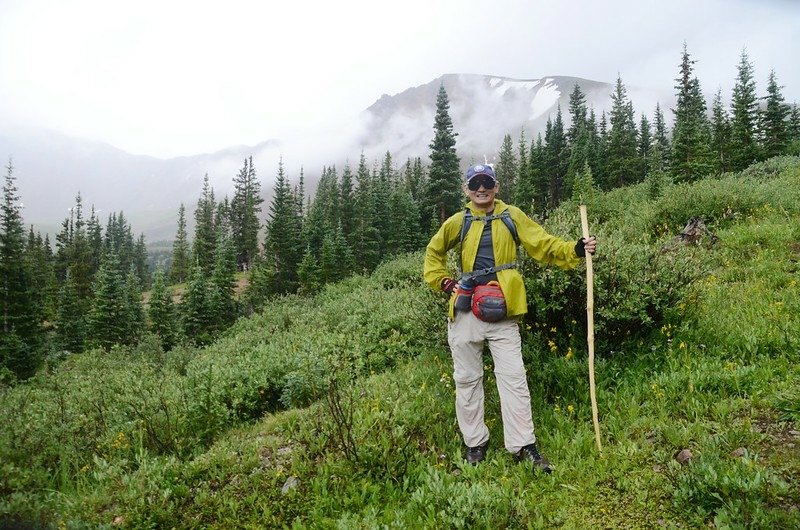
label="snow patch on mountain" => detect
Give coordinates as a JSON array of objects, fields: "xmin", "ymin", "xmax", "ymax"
[
  {"xmin": 530, "ymin": 79, "xmax": 561, "ymax": 120},
  {"xmin": 490, "ymin": 77, "xmax": 540, "ymax": 96}
]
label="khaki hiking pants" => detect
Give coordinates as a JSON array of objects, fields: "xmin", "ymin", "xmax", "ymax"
[{"xmin": 447, "ymin": 310, "xmax": 536, "ymax": 453}]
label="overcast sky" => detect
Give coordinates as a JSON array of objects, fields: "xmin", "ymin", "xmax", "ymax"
[{"xmin": 1, "ymin": 0, "xmax": 798, "ymax": 159}]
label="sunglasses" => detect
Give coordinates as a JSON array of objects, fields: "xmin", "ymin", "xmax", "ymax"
[{"xmin": 467, "ymin": 177, "xmax": 496, "ymax": 191}]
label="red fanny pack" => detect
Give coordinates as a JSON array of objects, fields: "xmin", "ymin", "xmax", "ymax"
[{"xmin": 471, "ymin": 281, "xmax": 507, "ymax": 322}]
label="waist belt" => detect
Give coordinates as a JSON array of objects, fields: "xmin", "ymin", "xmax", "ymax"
[{"xmin": 461, "ymin": 261, "xmax": 517, "ymax": 281}]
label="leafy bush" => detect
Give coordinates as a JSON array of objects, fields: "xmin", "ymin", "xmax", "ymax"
[{"xmin": 669, "ymin": 452, "xmax": 791, "ymax": 527}]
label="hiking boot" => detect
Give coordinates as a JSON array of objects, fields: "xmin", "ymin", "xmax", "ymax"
[
  {"xmin": 465, "ymin": 441, "xmax": 488, "ymax": 465},
  {"xmin": 514, "ymin": 443, "xmax": 552, "ymax": 474}
]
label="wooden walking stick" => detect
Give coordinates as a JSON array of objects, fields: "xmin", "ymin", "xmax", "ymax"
[{"xmin": 580, "ymin": 204, "xmax": 602, "ymax": 453}]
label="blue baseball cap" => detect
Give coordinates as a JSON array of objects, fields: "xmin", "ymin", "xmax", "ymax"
[{"xmin": 465, "ymin": 164, "xmax": 496, "ymax": 182}]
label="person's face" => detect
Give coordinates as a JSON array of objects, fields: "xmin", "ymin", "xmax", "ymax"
[{"xmin": 465, "ymin": 175, "xmax": 499, "ymax": 210}]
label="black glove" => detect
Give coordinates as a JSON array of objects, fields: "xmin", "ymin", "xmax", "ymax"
[
  {"xmin": 574, "ymin": 237, "xmax": 596, "ymax": 258},
  {"xmin": 441, "ymin": 278, "xmax": 457, "ymax": 294}
]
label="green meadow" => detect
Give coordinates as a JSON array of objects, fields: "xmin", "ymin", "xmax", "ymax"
[{"xmin": 2, "ymin": 157, "xmax": 799, "ymax": 529}]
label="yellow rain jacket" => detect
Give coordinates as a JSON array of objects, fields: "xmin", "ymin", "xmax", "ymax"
[{"xmin": 423, "ymin": 199, "xmax": 580, "ymax": 319}]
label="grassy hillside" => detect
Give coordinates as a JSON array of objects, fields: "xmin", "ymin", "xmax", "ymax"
[{"xmin": 2, "ymin": 157, "xmax": 799, "ymax": 528}]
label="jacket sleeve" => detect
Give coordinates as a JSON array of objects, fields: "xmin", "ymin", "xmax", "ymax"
[
  {"xmin": 423, "ymin": 213, "xmax": 462, "ymax": 291},
  {"xmin": 510, "ymin": 206, "xmax": 580, "ymax": 270}
]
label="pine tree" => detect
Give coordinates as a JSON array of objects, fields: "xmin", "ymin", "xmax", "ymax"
[
  {"xmin": 209, "ymin": 225, "xmax": 238, "ymax": 333},
  {"xmin": 594, "ymin": 111, "xmax": 611, "ymax": 188},
  {"xmin": 653, "ymin": 103, "xmax": 671, "ymax": 172},
  {"xmin": 1, "ymin": 159, "xmax": 43, "ymax": 378},
  {"xmin": 495, "ymin": 134, "xmax": 517, "ymax": 202},
  {"xmin": 339, "ymin": 163, "xmax": 356, "ymax": 246},
  {"xmin": 230, "ymin": 156, "xmax": 263, "ymax": 271},
  {"xmin": 760, "ymin": 69, "xmax": 790, "ymax": 159},
  {"xmin": 645, "ymin": 144, "xmax": 667, "ymax": 200},
  {"xmin": 88, "ymin": 251, "xmax": 128, "ymax": 349},
  {"xmin": 147, "ymin": 267, "xmax": 178, "ymax": 351},
  {"xmin": 123, "ymin": 267, "xmax": 145, "ymax": 345},
  {"xmin": 567, "ymin": 83, "xmax": 588, "ymax": 144},
  {"xmin": 55, "ymin": 269, "xmax": 86, "ymax": 353},
  {"xmin": 545, "ymin": 107, "xmax": 569, "ymax": 209},
  {"xmin": 170, "ymin": 203, "xmax": 190, "ymax": 283},
  {"xmin": 65, "ymin": 194, "xmax": 94, "ymax": 301},
  {"xmin": 638, "ymin": 114, "xmax": 652, "ymax": 175},
  {"xmin": 133, "ymin": 234, "xmax": 149, "ymax": 288},
  {"xmin": 352, "ymin": 153, "xmax": 382, "ymax": 270},
  {"xmin": 607, "ymin": 75, "xmax": 640, "ymax": 187},
  {"xmin": 24, "ymin": 227, "xmax": 52, "ymax": 324},
  {"xmin": 87, "ymin": 206, "xmax": 103, "ymax": 276},
  {"xmin": 105, "ymin": 211, "xmax": 136, "ymax": 275},
  {"xmin": 671, "ymin": 43, "xmax": 713, "ymax": 182},
  {"xmin": 710, "ymin": 88, "xmax": 733, "ymax": 173},
  {"xmin": 386, "ymin": 187, "xmax": 422, "ymax": 254},
  {"xmin": 425, "ymin": 84, "xmax": 461, "ymax": 224},
  {"xmin": 297, "ymin": 246, "xmax": 322, "ymax": 294},
  {"xmin": 265, "ymin": 159, "xmax": 302, "ymax": 292},
  {"xmin": 241, "ymin": 253, "xmax": 276, "ymax": 314},
  {"xmin": 193, "ymin": 174, "xmax": 217, "ymax": 273},
  {"xmin": 571, "ymin": 162, "xmax": 596, "ymax": 204},
  {"xmin": 181, "ymin": 265, "xmax": 215, "ymax": 346},
  {"xmin": 730, "ymin": 48, "xmax": 761, "ymax": 170},
  {"xmin": 789, "ymin": 103, "xmax": 800, "ymax": 144}
]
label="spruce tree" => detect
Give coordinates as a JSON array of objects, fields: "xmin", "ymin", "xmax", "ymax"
[
  {"xmin": 638, "ymin": 114, "xmax": 652, "ymax": 175},
  {"xmin": 710, "ymin": 88, "xmax": 733, "ymax": 173},
  {"xmin": 193, "ymin": 174, "xmax": 217, "ymax": 273},
  {"xmin": 123, "ymin": 267, "xmax": 145, "ymax": 345},
  {"xmin": 133, "ymin": 234, "xmax": 149, "ymax": 288},
  {"xmin": 495, "ymin": 134, "xmax": 517, "ymax": 202},
  {"xmin": 1, "ymin": 159, "xmax": 42, "ymax": 378},
  {"xmin": 671, "ymin": 43, "xmax": 713, "ymax": 182},
  {"xmin": 297, "ymin": 246, "xmax": 322, "ymax": 294},
  {"xmin": 607, "ymin": 75, "xmax": 640, "ymax": 187},
  {"xmin": 425, "ymin": 84, "xmax": 461, "ymax": 224},
  {"xmin": 209, "ymin": 226, "xmax": 238, "ymax": 333},
  {"xmin": 170, "ymin": 203, "xmax": 190, "ymax": 284},
  {"xmin": 545, "ymin": 107, "xmax": 569, "ymax": 208},
  {"xmin": 352, "ymin": 153, "xmax": 382, "ymax": 270},
  {"xmin": 339, "ymin": 163, "xmax": 356, "ymax": 246},
  {"xmin": 24, "ymin": 227, "xmax": 52, "ymax": 324},
  {"xmin": 241, "ymin": 253, "xmax": 276, "ymax": 314},
  {"xmin": 230, "ymin": 156, "xmax": 263, "ymax": 271},
  {"xmin": 594, "ymin": 111, "xmax": 611, "ymax": 188},
  {"xmin": 88, "ymin": 251, "xmax": 128, "ymax": 349},
  {"xmin": 730, "ymin": 48, "xmax": 761, "ymax": 170},
  {"xmin": 789, "ymin": 104, "xmax": 800, "ymax": 144},
  {"xmin": 55, "ymin": 269, "xmax": 86, "ymax": 353},
  {"xmin": 64, "ymin": 194, "xmax": 94, "ymax": 301},
  {"xmin": 181, "ymin": 265, "xmax": 215, "ymax": 346},
  {"xmin": 645, "ymin": 144, "xmax": 667, "ymax": 200},
  {"xmin": 653, "ymin": 103, "xmax": 671, "ymax": 172},
  {"xmin": 567, "ymin": 83, "xmax": 588, "ymax": 144},
  {"xmin": 265, "ymin": 159, "xmax": 302, "ymax": 292},
  {"xmin": 571, "ymin": 161, "xmax": 596, "ymax": 204},
  {"xmin": 373, "ymin": 153, "xmax": 394, "ymax": 251},
  {"xmin": 760, "ymin": 69, "xmax": 790, "ymax": 159},
  {"xmin": 386, "ymin": 188, "xmax": 422, "ymax": 254},
  {"xmin": 147, "ymin": 267, "xmax": 178, "ymax": 351},
  {"xmin": 87, "ymin": 206, "xmax": 103, "ymax": 276}
]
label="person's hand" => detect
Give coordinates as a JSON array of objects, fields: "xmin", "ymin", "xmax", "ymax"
[
  {"xmin": 441, "ymin": 278, "xmax": 458, "ymax": 294},
  {"xmin": 575, "ymin": 236, "xmax": 597, "ymax": 257}
]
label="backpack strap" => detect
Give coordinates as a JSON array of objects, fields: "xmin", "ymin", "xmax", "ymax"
[
  {"xmin": 459, "ymin": 209, "xmax": 519, "ymax": 247},
  {"xmin": 458, "ymin": 207, "xmax": 520, "ymax": 277}
]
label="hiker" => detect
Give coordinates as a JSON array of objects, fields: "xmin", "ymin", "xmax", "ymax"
[{"xmin": 423, "ymin": 164, "xmax": 596, "ymax": 472}]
